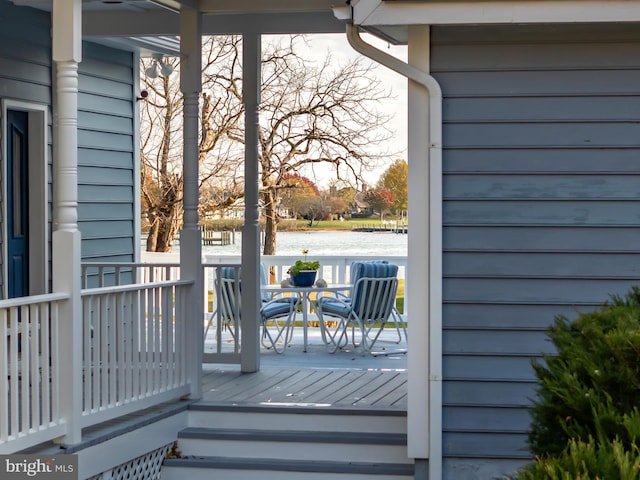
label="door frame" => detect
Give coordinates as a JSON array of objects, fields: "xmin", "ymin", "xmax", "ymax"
[{"xmin": 1, "ymin": 100, "xmax": 49, "ymax": 298}]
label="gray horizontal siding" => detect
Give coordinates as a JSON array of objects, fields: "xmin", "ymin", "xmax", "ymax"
[
  {"xmin": 445, "ymin": 201, "xmax": 640, "ymax": 226},
  {"xmin": 444, "ymin": 432, "xmax": 529, "ymax": 459},
  {"xmin": 444, "ymin": 381, "xmax": 533, "ymax": 408},
  {"xmin": 443, "ymin": 303, "xmax": 589, "ymax": 330},
  {"xmin": 444, "ymin": 96, "xmax": 640, "ymax": 122},
  {"xmin": 444, "ymin": 175, "xmax": 640, "ymax": 199},
  {"xmin": 80, "ymin": 220, "xmax": 134, "ymax": 239},
  {"xmin": 0, "ymin": 0, "xmax": 137, "ymax": 273},
  {"xmin": 78, "ymin": 42, "xmax": 135, "ymax": 263},
  {"xmin": 432, "ymin": 23, "xmax": 640, "ymax": 476},
  {"xmin": 444, "ymin": 406, "xmax": 531, "ymax": 432},
  {"xmin": 445, "ymin": 356, "xmax": 537, "ymax": 382},
  {"xmin": 444, "ymin": 226, "xmax": 640, "ymax": 252},
  {"xmin": 445, "ymin": 148, "xmax": 640, "ymax": 173},
  {"xmin": 78, "ymin": 203, "xmax": 133, "ymax": 220},
  {"xmin": 444, "ymin": 252, "xmax": 640, "ymax": 278},
  {"xmin": 444, "ymin": 330, "xmax": 553, "ymax": 356},
  {"xmin": 444, "ymin": 278, "xmax": 637, "ymax": 304},
  {"xmin": 82, "ymin": 237, "xmax": 136, "ymax": 258},
  {"xmin": 445, "ymin": 122, "xmax": 640, "ymax": 148},
  {"xmin": 436, "ymin": 70, "xmax": 640, "ymax": 96}
]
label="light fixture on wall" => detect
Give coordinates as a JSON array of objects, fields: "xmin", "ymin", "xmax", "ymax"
[{"xmin": 145, "ymin": 54, "xmax": 174, "ymax": 78}]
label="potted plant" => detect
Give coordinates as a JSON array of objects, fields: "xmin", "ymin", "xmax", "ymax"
[{"xmin": 288, "ymin": 250, "xmax": 320, "ymax": 287}]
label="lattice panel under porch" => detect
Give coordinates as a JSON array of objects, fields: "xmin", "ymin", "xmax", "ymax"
[{"xmin": 87, "ymin": 442, "xmax": 174, "ymax": 480}]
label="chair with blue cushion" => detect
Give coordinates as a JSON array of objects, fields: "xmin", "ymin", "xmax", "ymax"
[
  {"xmin": 330, "ymin": 261, "xmax": 406, "ymax": 345},
  {"xmin": 316, "ymin": 262, "xmax": 402, "ymax": 355},
  {"xmin": 217, "ymin": 264, "xmax": 299, "ymax": 354}
]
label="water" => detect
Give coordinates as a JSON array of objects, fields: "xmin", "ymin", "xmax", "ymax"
[{"xmin": 179, "ymin": 230, "xmax": 407, "ymax": 257}]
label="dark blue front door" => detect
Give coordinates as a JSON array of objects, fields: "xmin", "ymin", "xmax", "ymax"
[{"xmin": 7, "ymin": 110, "xmax": 29, "ymax": 298}]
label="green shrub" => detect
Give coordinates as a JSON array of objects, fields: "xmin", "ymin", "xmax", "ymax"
[
  {"xmin": 515, "ymin": 409, "xmax": 640, "ymax": 479},
  {"xmin": 528, "ymin": 286, "xmax": 640, "ymax": 457},
  {"xmin": 512, "ymin": 286, "xmax": 640, "ymax": 479}
]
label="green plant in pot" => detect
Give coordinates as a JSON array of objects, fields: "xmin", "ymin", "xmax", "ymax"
[{"xmin": 288, "ymin": 250, "xmax": 320, "ymax": 287}]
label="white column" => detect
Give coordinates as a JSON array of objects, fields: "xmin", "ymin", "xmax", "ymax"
[
  {"xmin": 241, "ymin": 31, "xmax": 261, "ymax": 373},
  {"xmin": 51, "ymin": 0, "xmax": 82, "ymax": 445},
  {"xmin": 179, "ymin": 9, "xmax": 203, "ymax": 397}
]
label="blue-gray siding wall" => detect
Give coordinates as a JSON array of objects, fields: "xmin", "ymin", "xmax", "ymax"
[
  {"xmin": 431, "ymin": 24, "xmax": 640, "ymax": 478},
  {"xmin": 78, "ymin": 42, "xmax": 136, "ymax": 263},
  {"xmin": 0, "ymin": 0, "xmax": 136, "ymax": 292}
]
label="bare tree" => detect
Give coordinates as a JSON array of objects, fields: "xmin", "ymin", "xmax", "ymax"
[
  {"xmin": 257, "ymin": 36, "xmax": 393, "ymax": 254},
  {"xmin": 140, "ymin": 37, "xmax": 244, "ymax": 252},
  {"xmin": 140, "ymin": 35, "xmax": 394, "ymax": 253},
  {"xmin": 140, "ymin": 67, "xmax": 182, "ymax": 252}
]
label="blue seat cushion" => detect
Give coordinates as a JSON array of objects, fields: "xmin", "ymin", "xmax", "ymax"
[
  {"xmin": 261, "ymin": 298, "xmax": 296, "ymax": 319},
  {"xmin": 350, "ymin": 260, "xmax": 388, "ymax": 284},
  {"xmin": 220, "ymin": 264, "xmax": 277, "ymax": 302},
  {"xmin": 351, "ymin": 261, "xmax": 397, "ymax": 283},
  {"xmin": 317, "ymin": 297, "xmax": 351, "ymax": 317}
]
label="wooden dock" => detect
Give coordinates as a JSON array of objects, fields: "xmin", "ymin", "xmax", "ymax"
[
  {"xmin": 202, "ymin": 229, "xmax": 235, "ymax": 246},
  {"xmin": 352, "ymin": 224, "xmax": 407, "ymax": 234}
]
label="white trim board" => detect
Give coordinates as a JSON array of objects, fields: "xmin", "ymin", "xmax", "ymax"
[
  {"xmin": 1, "ymin": 100, "xmax": 49, "ymax": 298},
  {"xmin": 352, "ymin": 0, "xmax": 640, "ymax": 26}
]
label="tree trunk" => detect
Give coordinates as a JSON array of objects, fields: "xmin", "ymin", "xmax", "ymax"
[
  {"xmin": 146, "ymin": 222, "xmax": 159, "ymax": 251},
  {"xmin": 262, "ymin": 189, "xmax": 278, "ymax": 255},
  {"xmin": 145, "ymin": 201, "xmax": 180, "ymax": 252},
  {"xmin": 155, "ymin": 218, "xmax": 178, "ymax": 252}
]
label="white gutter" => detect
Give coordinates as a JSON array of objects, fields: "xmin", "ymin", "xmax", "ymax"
[{"xmin": 344, "ymin": 23, "xmax": 443, "ymax": 480}]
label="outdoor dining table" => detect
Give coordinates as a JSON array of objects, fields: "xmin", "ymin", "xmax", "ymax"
[{"xmin": 262, "ymin": 283, "xmax": 351, "ymax": 352}]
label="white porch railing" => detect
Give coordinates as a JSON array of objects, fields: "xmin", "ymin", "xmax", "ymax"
[
  {"xmin": 86, "ymin": 255, "xmax": 408, "ymax": 361},
  {"xmin": 0, "ymin": 293, "xmax": 70, "ymax": 453},
  {"xmin": 202, "ymin": 254, "xmax": 408, "ymax": 317},
  {"xmin": 0, "ymin": 279, "xmax": 192, "ymax": 453},
  {"xmin": 80, "ymin": 280, "xmax": 192, "ymax": 427},
  {"xmin": 85, "ymin": 255, "xmax": 408, "ymax": 314}
]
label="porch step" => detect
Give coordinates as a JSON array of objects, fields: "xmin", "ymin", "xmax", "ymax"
[
  {"xmin": 187, "ymin": 402, "xmax": 407, "ymax": 433},
  {"xmin": 161, "ymin": 403, "xmax": 413, "ymax": 480},
  {"xmin": 162, "ymin": 456, "xmax": 414, "ymax": 479}
]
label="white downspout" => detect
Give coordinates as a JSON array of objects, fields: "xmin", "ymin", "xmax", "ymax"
[{"xmin": 345, "ymin": 23, "xmax": 443, "ymax": 480}]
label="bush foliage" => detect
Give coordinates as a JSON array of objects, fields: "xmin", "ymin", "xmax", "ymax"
[{"xmin": 513, "ymin": 286, "xmax": 640, "ymax": 479}]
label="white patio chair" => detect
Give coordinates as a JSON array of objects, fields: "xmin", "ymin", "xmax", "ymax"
[
  {"xmin": 316, "ymin": 262, "xmax": 403, "ymax": 355},
  {"xmin": 216, "ymin": 265, "xmax": 299, "ymax": 354},
  {"xmin": 329, "ymin": 261, "xmax": 407, "ymax": 345}
]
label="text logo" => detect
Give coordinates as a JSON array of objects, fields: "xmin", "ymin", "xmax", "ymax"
[{"xmin": 0, "ymin": 455, "xmax": 77, "ymax": 479}]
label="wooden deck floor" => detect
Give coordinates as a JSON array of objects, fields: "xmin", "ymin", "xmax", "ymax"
[{"xmin": 201, "ymin": 327, "xmax": 407, "ymax": 411}]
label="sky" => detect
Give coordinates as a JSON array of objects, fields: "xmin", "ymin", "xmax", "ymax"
[{"xmin": 273, "ymin": 33, "xmax": 408, "ymax": 189}]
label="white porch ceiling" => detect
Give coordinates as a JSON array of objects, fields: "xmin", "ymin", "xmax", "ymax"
[{"xmin": 10, "ymin": 0, "xmax": 352, "ymax": 53}]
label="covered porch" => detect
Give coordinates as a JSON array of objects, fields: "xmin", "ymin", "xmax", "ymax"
[
  {"xmin": 9, "ymin": 289, "xmax": 408, "ymax": 479},
  {"xmin": 2, "ymin": 255, "xmax": 410, "ymax": 477},
  {"xmin": 2, "ymin": 0, "xmax": 435, "ymax": 477}
]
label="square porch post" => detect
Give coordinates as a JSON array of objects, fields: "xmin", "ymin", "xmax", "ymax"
[{"xmin": 240, "ymin": 30, "xmax": 261, "ymax": 373}]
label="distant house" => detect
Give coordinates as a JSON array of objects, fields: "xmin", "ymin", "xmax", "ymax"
[{"xmin": 348, "ymin": 191, "xmax": 374, "ymax": 218}]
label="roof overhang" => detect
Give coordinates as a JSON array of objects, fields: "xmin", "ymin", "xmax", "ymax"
[
  {"xmin": 344, "ymin": 0, "xmax": 640, "ymax": 44},
  {"xmin": 10, "ymin": 0, "xmax": 348, "ymax": 54},
  {"xmin": 17, "ymin": 0, "xmax": 640, "ymax": 52}
]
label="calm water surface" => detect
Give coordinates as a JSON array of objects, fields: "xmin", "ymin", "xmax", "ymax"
[{"xmin": 196, "ymin": 230, "xmax": 407, "ymax": 257}]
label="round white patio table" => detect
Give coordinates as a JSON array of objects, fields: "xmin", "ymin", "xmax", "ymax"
[{"xmin": 262, "ymin": 284, "xmax": 351, "ymax": 352}]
